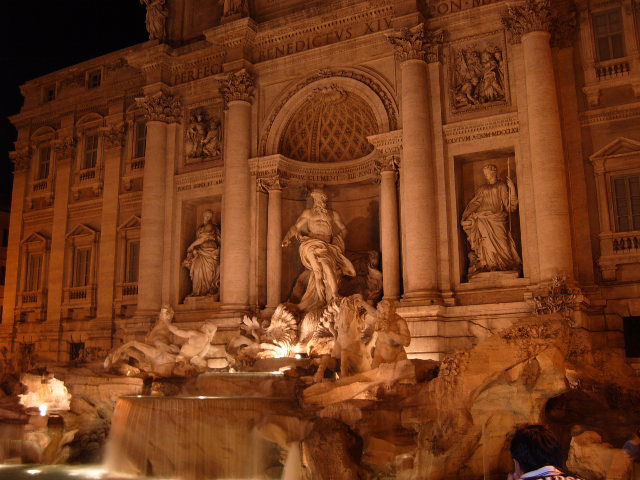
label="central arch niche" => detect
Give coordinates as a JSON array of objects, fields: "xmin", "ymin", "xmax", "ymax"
[{"xmin": 279, "ymin": 86, "xmax": 378, "ymax": 163}]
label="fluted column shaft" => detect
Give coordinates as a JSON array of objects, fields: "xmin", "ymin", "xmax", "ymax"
[
  {"xmin": 220, "ymin": 70, "xmax": 254, "ymax": 308},
  {"xmin": 380, "ymin": 167, "xmax": 401, "ymax": 300},
  {"xmin": 266, "ymin": 183, "xmax": 282, "ymax": 308},
  {"xmin": 522, "ymin": 32, "xmax": 574, "ymax": 280}
]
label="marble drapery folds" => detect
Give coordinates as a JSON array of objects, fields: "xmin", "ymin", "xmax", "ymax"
[
  {"xmin": 183, "ymin": 211, "xmax": 221, "ymax": 298},
  {"xmin": 461, "ymin": 164, "xmax": 521, "ymax": 275}
]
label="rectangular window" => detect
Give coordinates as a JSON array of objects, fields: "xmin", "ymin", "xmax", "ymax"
[
  {"xmin": 2, "ymin": 229, "xmax": 8, "ymax": 247},
  {"xmin": 87, "ymin": 70, "xmax": 101, "ymax": 89},
  {"xmin": 44, "ymin": 85, "xmax": 56, "ymax": 102},
  {"xmin": 613, "ymin": 175, "xmax": 640, "ymax": 232},
  {"xmin": 623, "ymin": 316, "xmax": 640, "ymax": 357},
  {"xmin": 0, "ymin": 265, "xmax": 5, "ymax": 285},
  {"xmin": 125, "ymin": 240, "xmax": 140, "ymax": 283},
  {"xmin": 593, "ymin": 9, "xmax": 625, "ymax": 61},
  {"xmin": 36, "ymin": 146, "xmax": 51, "ymax": 180},
  {"xmin": 83, "ymin": 134, "xmax": 99, "ymax": 169},
  {"xmin": 72, "ymin": 247, "xmax": 91, "ymax": 287},
  {"xmin": 70, "ymin": 342, "xmax": 85, "ymax": 361},
  {"xmin": 134, "ymin": 121, "xmax": 147, "ymax": 158},
  {"xmin": 25, "ymin": 253, "xmax": 43, "ymax": 292}
]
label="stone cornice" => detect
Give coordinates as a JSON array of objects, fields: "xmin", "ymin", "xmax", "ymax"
[
  {"xmin": 204, "ymin": 17, "xmax": 257, "ymax": 50},
  {"xmin": 443, "ymin": 113, "xmax": 520, "ymax": 144},
  {"xmin": 386, "ymin": 23, "xmax": 446, "ymax": 63},
  {"xmin": 249, "ymin": 153, "xmax": 380, "ymax": 185},
  {"xmin": 579, "ymin": 102, "xmax": 640, "ymax": 126},
  {"xmin": 135, "ymin": 92, "xmax": 182, "ymax": 123},
  {"xmin": 367, "ymin": 130, "xmax": 402, "ymax": 157},
  {"xmin": 502, "ymin": 0, "xmax": 553, "ymax": 43},
  {"xmin": 220, "ymin": 69, "xmax": 255, "ymax": 105}
]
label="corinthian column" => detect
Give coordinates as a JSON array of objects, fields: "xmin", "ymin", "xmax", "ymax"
[
  {"xmin": 220, "ymin": 69, "xmax": 254, "ymax": 309},
  {"xmin": 135, "ymin": 93, "xmax": 181, "ymax": 315},
  {"xmin": 503, "ymin": 0, "xmax": 574, "ymax": 281},
  {"xmin": 377, "ymin": 157, "xmax": 401, "ymax": 300},
  {"xmin": 260, "ymin": 176, "xmax": 283, "ymax": 309},
  {"xmin": 386, "ymin": 24, "xmax": 444, "ymax": 301}
]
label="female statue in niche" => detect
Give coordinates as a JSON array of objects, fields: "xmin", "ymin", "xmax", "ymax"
[
  {"xmin": 461, "ymin": 163, "xmax": 521, "ymax": 276},
  {"xmin": 183, "ymin": 210, "xmax": 221, "ymax": 298}
]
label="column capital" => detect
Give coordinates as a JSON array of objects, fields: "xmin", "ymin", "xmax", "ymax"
[
  {"xmin": 220, "ymin": 69, "xmax": 255, "ymax": 106},
  {"xmin": 550, "ymin": 6, "xmax": 578, "ymax": 48},
  {"xmin": 9, "ymin": 149, "xmax": 31, "ymax": 172},
  {"xmin": 386, "ymin": 24, "xmax": 445, "ymax": 63},
  {"xmin": 375, "ymin": 155, "xmax": 400, "ymax": 175},
  {"xmin": 100, "ymin": 123, "xmax": 126, "ymax": 149},
  {"xmin": 257, "ymin": 174, "xmax": 283, "ymax": 193},
  {"xmin": 53, "ymin": 137, "xmax": 77, "ymax": 161},
  {"xmin": 502, "ymin": 0, "xmax": 553, "ymax": 43},
  {"xmin": 135, "ymin": 92, "xmax": 182, "ymax": 123}
]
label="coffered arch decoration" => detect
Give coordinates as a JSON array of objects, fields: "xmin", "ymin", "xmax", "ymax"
[{"xmin": 260, "ymin": 68, "xmax": 399, "ymax": 160}]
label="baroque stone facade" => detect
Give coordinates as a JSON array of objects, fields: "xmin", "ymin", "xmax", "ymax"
[{"xmin": 2, "ymin": 0, "xmax": 640, "ymax": 366}]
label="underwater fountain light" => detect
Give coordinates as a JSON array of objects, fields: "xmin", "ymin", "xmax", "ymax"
[
  {"xmin": 38, "ymin": 404, "xmax": 48, "ymax": 416},
  {"xmin": 26, "ymin": 469, "xmax": 41, "ymax": 475}
]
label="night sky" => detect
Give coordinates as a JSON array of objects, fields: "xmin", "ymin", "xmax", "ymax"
[{"xmin": 1, "ymin": 1, "xmax": 150, "ymax": 209}]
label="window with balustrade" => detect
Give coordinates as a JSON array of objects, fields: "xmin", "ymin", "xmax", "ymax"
[
  {"xmin": 115, "ymin": 216, "xmax": 141, "ymax": 316},
  {"xmin": 36, "ymin": 145, "xmax": 51, "ymax": 181},
  {"xmin": 16, "ymin": 232, "xmax": 49, "ymax": 322},
  {"xmin": 133, "ymin": 120, "xmax": 147, "ymax": 161},
  {"xmin": 63, "ymin": 224, "xmax": 99, "ymax": 318},
  {"xmin": 73, "ymin": 115, "xmax": 104, "ymax": 200},
  {"xmin": 590, "ymin": 138, "xmax": 640, "ymax": 282},
  {"xmin": 593, "ymin": 8, "xmax": 626, "ymax": 61}
]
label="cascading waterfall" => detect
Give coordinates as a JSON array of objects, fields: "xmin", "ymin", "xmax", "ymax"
[{"xmin": 105, "ymin": 396, "xmax": 296, "ymax": 480}]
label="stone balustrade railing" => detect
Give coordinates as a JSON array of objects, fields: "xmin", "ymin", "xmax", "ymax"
[{"xmin": 595, "ymin": 57, "xmax": 632, "ymax": 80}]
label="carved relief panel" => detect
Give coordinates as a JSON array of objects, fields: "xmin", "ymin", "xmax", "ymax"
[
  {"xmin": 184, "ymin": 107, "xmax": 223, "ymax": 167},
  {"xmin": 448, "ymin": 32, "xmax": 510, "ymax": 115}
]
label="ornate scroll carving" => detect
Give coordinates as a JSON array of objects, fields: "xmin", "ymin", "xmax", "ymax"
[
  {"xmin": 257, "ymin": 175, "xmax": 283, "ymax": 193},
  {"xmin": 386, "ymin": 23, "xmax": 445, "ymax": 63},
  {"xmin": 140, "ymin": 0, "xmax": 168, "ymax": 42},
  {"xmin": 136, "ymin": 93, "xmax": 182, "ymax": 123},
  {"xmin": 502, "ymin": 0, "xmax": 553, "ymax": 43},
  {"xmin": 54, "ymin": 137, "xmax": 77, "ymax": 160},
  {"xmin": 220, "ymin": 69, "xmax": 255, "ymax": 106},
  {"xmin": 102, "ymin": 124, "xmax": 126, "ymax": 149},
  {"xmin": 11, "ymin": 150, "xmax": 31, "ymax": 172},
  {"xmin": 532, "ymin": 274, "xmax": 581, "ymax": 319},
  {"xmin": 550, "ymin": 5, "xmax": 578, "ymax": 48}
]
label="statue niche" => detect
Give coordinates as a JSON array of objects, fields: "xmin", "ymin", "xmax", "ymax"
[
  {"xmin": 183, "ymin": 209, "xmax": 221, "ymax": 299},
  {"xmin": 461, "ymin": 163, "xmax": 521, "ymax": 278}
]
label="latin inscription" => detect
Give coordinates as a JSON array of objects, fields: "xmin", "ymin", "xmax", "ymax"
[
  {"xmin": 428, "ymin": 0, "xmax": 499, "ymax": 17},
  {"xmin": 255, "ymin": 18, "xmax": 393, "ymax": 62},
  {"xmin": 173, "ymin": 63, "xmax": 222, "ymax": 86}
]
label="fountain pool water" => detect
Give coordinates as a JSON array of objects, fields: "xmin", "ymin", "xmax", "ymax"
[{"xmin": 104, "ymin": 395, "xmax": 298, "ymax": 480}]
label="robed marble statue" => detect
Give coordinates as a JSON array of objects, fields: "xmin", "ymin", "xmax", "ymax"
[
  {"xmin": 282, "ymin": 189, "xmax": 356, "ymax": 312},
  {"xmin": 183, "ymin": 210, "xmax": 221, "ymax": 298},
  {"xmin": 461, "ymin": 164, "xmax": 521, "ymax": 276}
]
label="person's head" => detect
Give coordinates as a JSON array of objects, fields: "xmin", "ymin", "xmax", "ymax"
[
  {"xmin": 510, "ymin": 425, "xmax": 564, "ymax": 474},
  {"xmin": 202, "ymin": 209, "xmax": 213, "ymax": 223},
  {"xmin": 482, "ymin": 164, "xmax": 498, "ymax": 184},
  {"xmin": 377, "ymin": 299, "xmax": 395, "ymax": 317},
  {"xmin": 310, "ymin": 189, "xmax": 328, "ymax": 207}
]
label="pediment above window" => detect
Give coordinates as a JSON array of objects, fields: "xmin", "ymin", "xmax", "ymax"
[
  {"xmin": 66, "ymin": 224, "xmax": 99, "ymax": 242},
  {"xmin": 22, "ymin": 232, "xmax": 49, "ymax": 247},
  {"xmin": 118, "ymin": 215, "xmax": 141, "ymax": 231},
  {"xmin": 590, "ymin": 137, "xmax": 640, "ymax": 161}
]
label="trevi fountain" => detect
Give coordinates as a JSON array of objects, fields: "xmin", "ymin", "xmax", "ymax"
[{"xmin": 2, "ymin": 0, "xmax": 640, "ymax": 479}]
